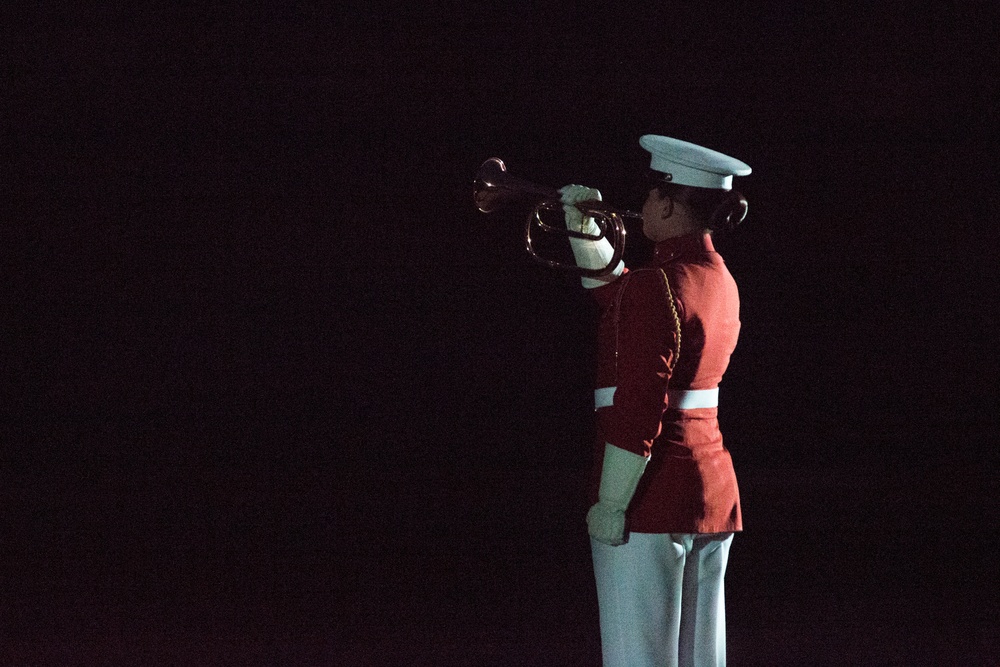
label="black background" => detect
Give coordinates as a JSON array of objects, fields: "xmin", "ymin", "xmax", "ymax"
[{"xmin": 3, "ymin": 2, "xmax": 999, "ymax": 665}]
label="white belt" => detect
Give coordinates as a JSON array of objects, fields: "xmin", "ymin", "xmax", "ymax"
[{"xmin": 594, "ymin": 386, "xmax": 719, "ymax": 410}]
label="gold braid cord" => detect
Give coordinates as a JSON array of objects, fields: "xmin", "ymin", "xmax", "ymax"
[
  {"xmin": 612, "ymin": 269, "xmax": 683, "ymax": 382},
  {"xmin": 658, "ymin": 269, "xmax": 682, "ymax": 374}
]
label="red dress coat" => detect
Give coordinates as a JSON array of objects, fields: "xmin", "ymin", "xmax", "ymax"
[{"xmin": 589, "ymin": 232, "xmax": 742, "ymax": 534}]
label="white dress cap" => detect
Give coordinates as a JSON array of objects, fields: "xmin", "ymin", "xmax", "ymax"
[{"xmin": 639, "ymin": 135, "xmax": 751, "ymax": 191}]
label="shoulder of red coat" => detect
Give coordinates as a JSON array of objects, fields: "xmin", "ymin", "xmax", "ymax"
[{"xmin": 615, "ymin": 268, "xmax": 673, "ymax": 306}]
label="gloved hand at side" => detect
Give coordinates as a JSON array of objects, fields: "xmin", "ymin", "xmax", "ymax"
[
  {"xmin": 586, "ymin": 443, "xmax": 649, "ymax": 546},
  {"xmin": 559, "ymin": 185, "xmax": 624, "ymax": 288}
]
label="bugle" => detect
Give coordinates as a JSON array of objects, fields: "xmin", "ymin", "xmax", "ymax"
[{"xmin": 473, "ymin": 157, "xmax": 640, "ymax": 277}]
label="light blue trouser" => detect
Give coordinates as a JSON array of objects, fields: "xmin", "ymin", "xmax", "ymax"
[{"xmin": 591, "ymin": 532, "xmax": 734, "ymax": 667}]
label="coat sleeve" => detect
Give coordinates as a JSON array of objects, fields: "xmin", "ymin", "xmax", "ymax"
[{"xmin": 596, "ymin": 270, "xmax": 679, "ymax": 459}]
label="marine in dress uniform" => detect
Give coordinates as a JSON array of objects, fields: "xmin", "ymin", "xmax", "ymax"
[{"xmin": 560, "ymin": 135, "xmax": 751, "ymax": 667}]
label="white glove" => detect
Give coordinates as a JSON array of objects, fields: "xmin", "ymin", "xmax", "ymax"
[
  {"xmin": 586, "ymin": 443, "xmax": 649, "ymax": 546},
  {"xmin": 559, "ymin": 184, "xmax": 602, "ymax": 234},
  {"xmin": 558, "ymin": 185, "xmax": 624, "ymax": 288}
]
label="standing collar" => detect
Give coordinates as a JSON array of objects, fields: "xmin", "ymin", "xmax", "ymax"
[{"xmin": 653, "ymin": 232, "xmax": 715, "ymax": 263}]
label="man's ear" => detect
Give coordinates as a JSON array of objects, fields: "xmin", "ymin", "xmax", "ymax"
[{"xmin": 660, "ymin": 196, "xmax": 675, "ymax": 220}]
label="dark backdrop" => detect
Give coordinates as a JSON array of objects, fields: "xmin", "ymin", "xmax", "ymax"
[{"xmin": 4, "ymin": 3, "xmax": 998, "ymax": 664}]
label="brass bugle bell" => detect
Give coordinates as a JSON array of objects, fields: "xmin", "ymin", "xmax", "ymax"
[{"xmin": 473, "ymin": 157, "xmax": 641, "ymax": 277}]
